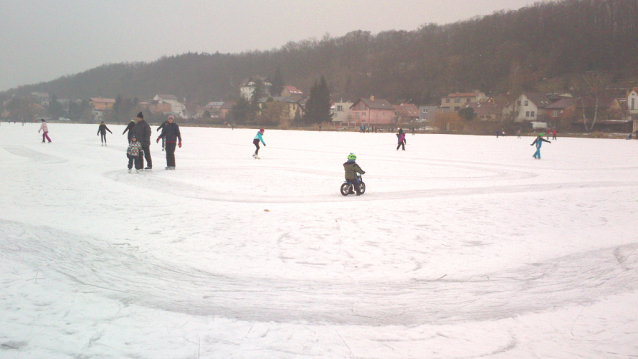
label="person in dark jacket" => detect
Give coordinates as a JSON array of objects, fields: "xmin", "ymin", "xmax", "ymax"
[
  {"xmin": 343, "ymin": 153, "xmax": 365, "ymax": 196},
  {"xmin": 156, "ymin": 115, "xmax": 182, "ymax": 170},
  {"xmin": 396, "ymin": 128, "xmax": 406, "ymax": 150},
  {"xmin": 97, "ymin": 121, "xmax": 112, "ymax": 146},
  {"xmin": 133, "ymin": 112, "xmax": 152, "ymax": 169},
  {"xmin": 123, "ymin": 119, "xmax": 136, "ymax": 143},
  {"xmin": 531, "ymin": 133, "xmax": 551, "ymax": 159},
  {"xmin": 157, "ymin": 120, "xmax": 169, "ymax": 151}
]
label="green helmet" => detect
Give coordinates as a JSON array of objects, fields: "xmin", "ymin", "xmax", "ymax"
[
  {"xmin": 347, "ymin": 153, "xmax": 356, "ymax": 160},
  {"xmin": 539, "ymin": 133, "xmax": 544, "ymax": 137}
]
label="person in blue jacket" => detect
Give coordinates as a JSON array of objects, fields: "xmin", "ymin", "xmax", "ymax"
[
  {"xmin": 253, "ymin": 129, "xmax": 266, "ymax": 158},
  {"xmin": 531, "ymin": 133, "xmax": 551, "ymax": 159}
]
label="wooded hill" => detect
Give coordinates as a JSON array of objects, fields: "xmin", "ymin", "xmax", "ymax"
[{"xmin": 4, "ymin": 0, "xmax": 638, "ymax": 105}]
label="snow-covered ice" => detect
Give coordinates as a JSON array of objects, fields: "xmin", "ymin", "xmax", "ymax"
[{"xmin": 1, "ymin": 123, "xmax": 637, "ymax": 358}]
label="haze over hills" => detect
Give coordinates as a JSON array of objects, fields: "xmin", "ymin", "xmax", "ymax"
[{"xmin": 3, "ymin": 0, "xmax": 637, "ymax": 104}]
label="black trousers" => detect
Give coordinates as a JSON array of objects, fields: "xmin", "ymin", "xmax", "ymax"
[
  {"xmin": 253, "ymin": 139, "xmax": 260, "ymax": 154},
  {"xmin": 397, "ymin": 142, "xmax": 405, "ymax": 150},
  {"xmin": 165, "ymin": 142, "xmax": 176, "ymax": 167},
  {"xmin": 141, "ymin": 145, "xmax": 152, "ymax": 168},
  {"xmin": 128, "ymin": 155, "xmax": 142, "ymax": 169},
  {"xmin": 347, "ymin": 179, "xmax": 361, "ymax": 194},
  {"xmin": 100, "ymin": 133, "xmax": 107, "ymax": 143}
]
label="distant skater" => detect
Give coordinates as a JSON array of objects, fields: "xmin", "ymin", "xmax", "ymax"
[
  {"xmin": 552, "ymin": 128, "xmax": 557, "ymax": 140},
  {"xmin": 38, "ymin": 119, "xmax": 51, "ymax": 143},
  {"xmin": 156, "ymin": 115, "xmax": 181, "ymax": 170},
  {"xmin": 157, "ymin": 119, "xmax": 168, "ymax": 151},
  {"xmin": 97, "ymin": 121, "xmax": 112, "ymax": 146},
  {"xmin": 396, "ymin": 128, "xmax": 406, "ymax": 150},
  {"xmin": 123, "ymin": 119, "xmax": 136, "ymax": 143},
  {"xmin": 531, "ymin": 133, "xmax": 551, "ymax": 159},
  {"xmin": 517, "ymin": 129, "xmax": 521, "ymax": 139},
  {"xmin": 133, "ymin": 112, "xmax": 152, "ymax": 170},
  {"xmin": 252, "ymin": 129, "xmax": 266, "ymax": 159}
]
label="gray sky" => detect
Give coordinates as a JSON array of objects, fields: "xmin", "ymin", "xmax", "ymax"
[{"xmin": 0, "ymin": 0, "xmax": 544, "ymax": 92}]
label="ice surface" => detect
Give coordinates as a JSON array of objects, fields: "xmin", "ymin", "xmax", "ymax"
[{"xmin": 1, "ymin": 123, "xmax": 637, "ymax": 358}]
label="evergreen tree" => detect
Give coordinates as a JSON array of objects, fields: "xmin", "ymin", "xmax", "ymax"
[
  {"xmin": 303, "ymin": 76, "xmax": 331, "ymax": 124},
  {"xmin": 47, "ymin": 95, "xmax": 64, "ymax": 120},
  {"xmin": 271, "ymin": 66, "xmax": 285, "ymax": 97},
  {"xmin": 250, "ymin": 80, "xmax": 265, "ymax": 112}
]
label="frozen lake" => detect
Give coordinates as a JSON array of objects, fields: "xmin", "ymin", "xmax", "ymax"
[{"xmin": 1, "ymin": 123, "xmax": 637, "ymax": 358}]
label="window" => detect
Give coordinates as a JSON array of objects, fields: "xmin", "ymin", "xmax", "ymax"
[
  {"xmin": 526, "ymin": 111, "xmax": 530, "ymax": 117},
  {"xmin": 632, "ymin": 98, "xmax": 635, "ymax": 110},
  {"xmin": 524, "ymin": 100, "xmax": 529, "ymax": 106},
  {"xmin": 552, "ymin": 110, "xmax": 558, "ymax": 117},
  {"xmin": 446, "ymin": 99, "xmax": 450, "ymax": 103},
  {"xmin": 531, "ymin": 111, "xmax": 535, "ymax": 117},
  {"xmin": 466, "ymin": 98, "xmax": 471, "ymax": 103},
  {"xmin": 454, "ymin": 98, "xmax": 460, "ymax": 103},
  {"xmin": 337, "ymin": 105, "xmax": 343, "ymax": 112}
]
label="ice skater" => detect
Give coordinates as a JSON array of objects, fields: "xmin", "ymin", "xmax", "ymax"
[
  {"xmin": 531, "ymin": 133, "xmax": 551, "ymax": 159},
  {"xmin": 123, "ymin": 119, "xmax": 136, "ymax": 143},
  {"xmin": 133, "ymin": 112, "xmax": 152, "ymax": 170},
  {"xmin": 156, "ymin": 115, "xmax": 181, "ymax": 170},
  {"xmin": 38, "ymin": 119, "xmax": 51, "ymax": 143},
  {"xmin": 157, "ymin": 119, "xmax": 169, "ymax": 151},
  {"xmin": 127, "ymin": 134, "xmax": 143, "ymax": 173},
  {"xmin": 396, "ymin": 128, "xmax": 406, "ymax": 150},
  {"xmin": 253, "ymin": 129, "xmax": 266, "ymax": 159},
  {"xmin": 97, "ymin": 121, "xmax": 112, "ymax": 146},
  {"xmin": 552, "ymin": 128, "xmax": 557, "ymax": 140},
  {"xmin": 343, "ymin": 153, "xmax": 365, "ymax": 196}
]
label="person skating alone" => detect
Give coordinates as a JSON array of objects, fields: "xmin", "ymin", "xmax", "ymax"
[
  {"xmin": 156, "ymin": 115, "xmax": 182, "ymax": 170},
  {"xmin": 133, "ymin": 112, "xmax": 152, "ymax": 169},
  {"xmin": 253, "ymin": 129, "xmax": 266, "ymax": 159},
  {"xmin": 38, "ymin": 119, "xmax": 51, "ymax": 143},
  {"xmin": 97, "ymin": 121, "xmax": 112, "ymax": 146},
  {"xmin": 531, "ymin": 133, "xmax": 551, "ymax": 159},
  {"xmin": 127, "ymin": 134, "xmax": 143, "ymax": 173},
  {"xmin": 157, "ymin": 119, "xmax": 169, "ymax": 151},
  {"xmin": 396, "ymin": 128, "xmax": 406, "ymax": 150},
  {"xmin": 123, "ymin": 119, "xmax": 136, "ymax": 143},
  {"xmin": 552, "ymin": 128, "xmax": 557, "ymax": 140},
  {"xmin": 343, "ymin": 153, "xmax": 365, "ymax": 196}
]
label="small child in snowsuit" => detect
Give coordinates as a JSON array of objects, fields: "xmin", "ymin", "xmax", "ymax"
[
  {"xmin": 343, "ymin": 153, "xmax": 365, "ymax": 196},
  {"xmin": 531, "ymin": 133, "xmax": 551, "ymax": 159},
  {"xmin": 127, "ymin": 135, "xmax": 143, "ymax": 172}
]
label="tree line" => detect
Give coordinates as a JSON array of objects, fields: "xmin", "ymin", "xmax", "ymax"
[{"xmin": 3, "ymin": 0, "xmax": 637, "ymax": 109}]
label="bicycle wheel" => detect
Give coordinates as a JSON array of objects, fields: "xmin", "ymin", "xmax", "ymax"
[
  {"xmin": 340, "ymin": 183, "xmax": 351, "ymax": 196},
  {"xmin": 359, "ymin": 181, "xmax": 366, "ymax": 195}
]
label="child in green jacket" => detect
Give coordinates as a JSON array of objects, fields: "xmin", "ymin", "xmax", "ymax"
[{"xmin": 343, "ymin": 153, "xmax": 365, "ymax": 195}]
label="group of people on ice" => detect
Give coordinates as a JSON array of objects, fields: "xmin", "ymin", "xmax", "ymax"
[{"xmin": 122, "ymin": 112, "xmax": 181, "ymax": 172}]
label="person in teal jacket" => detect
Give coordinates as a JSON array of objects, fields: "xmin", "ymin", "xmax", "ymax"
[
  {"xmin": 252, "ymin": 129, "xmax": 266, "ymax": 158},
  {"xmin": 531, "ymin": 133, "xmax": 551, "ymax": 159}
]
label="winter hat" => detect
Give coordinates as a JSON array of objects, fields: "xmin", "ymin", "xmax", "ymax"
[
  {"xmin": 41, "ymin": 119, "xmax": 45, "ymax": 122},
  {"xmin": 259, "ymin": 128, "xmax": 265, "ymax": 132},
  {"xmin": 168, "ymin": 115, "xmax": 174, "ymax": 120},
  {"xmin": 131, "ymin": 134, "xmax": 137, "ymax": 139},
  {"xmin": 137, "ymin": 112, "xmax": 144, "ymax": 119}
]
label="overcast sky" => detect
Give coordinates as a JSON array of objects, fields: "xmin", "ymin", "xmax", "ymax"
[{"xmin": 0, "ymin": 0, "xmax": 545, "ymax": 91}]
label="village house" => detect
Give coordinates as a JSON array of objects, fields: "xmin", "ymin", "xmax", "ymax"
[
  {"xmin": 349, "ymin": 96, "xmax": 395, "ymax": 126},
  {"xmin": 204, "ymin": 101, "xmax": 224, "ymax": 118},
  {"xmin": 220, "ymin": 101, "xmax": 235, "ymax": 120},
  {"xmin": 275, "ymin": 97, "xmax": 305, "ymax": 122},
  {"xmin": 240, "ymin": 76, "xmax": 272, "ymax": 100},
  {"xmin": 461, "ymin": 98, "xmax": 508, "ymax": 121},
  {"xmin": 545, "ymin": 97, "xmax": 578, "ymax": 126},
  {"xmin": 513, "ymin": 93, "xmax": 557, "ymax": 122},
  {"xmin": 331, "ymin": 101, "xmax": 354, "ymax": 125},
  {"xmin": 148, "ymin": 100, "xmax": 172, "ymax": 115},
  {"xmin": 393, "ymin": 103, "xmax": 419, "ymax": 124},
  {"xmin": 153, "ymin": 94, "xmax": 186, "ymax": 116},
  {"xmin": 31, "ymin": 92, "xmax": 50, "ymax": 106},
  {"xmin": 89, "ymin": 98, "xmax": 116, "ymax": 111},
  {"xmin": 440, "ymin": 91, "xmax": 487, "ymax": 112},
  {"xmin": 281, "ymin": 86, "xmax": 304, "ymax": 101},
  {"xmin": 627, "ymin": 88, "xmax": 638, "ymax": 115},
  {"xmin": 418, "ymin": 105, "xmax": 438, "ymax": 123}
]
